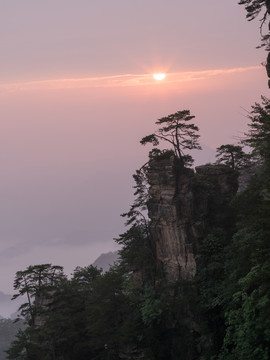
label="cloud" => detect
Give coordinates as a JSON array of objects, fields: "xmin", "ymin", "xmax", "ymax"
[{"xmin": 0, "ymin": 66, "xmax": 262, "ymax": 93}]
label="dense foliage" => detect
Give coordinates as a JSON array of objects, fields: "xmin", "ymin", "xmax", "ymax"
[
  {"xmin": 6, "ymin": 98, "xmax": 269, "ymax": 359},
  {"xmin": 6, "ymin": 2, "xmax": 270, "ymax": 354},
  {"xmin": 5, "ymin": 97, "xmax": 270, "ymax": 359}
]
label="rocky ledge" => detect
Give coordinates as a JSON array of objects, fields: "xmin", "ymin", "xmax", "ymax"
[{"xmin": 147, "ymin": 156, "xmax": 238, "ymax": 282}]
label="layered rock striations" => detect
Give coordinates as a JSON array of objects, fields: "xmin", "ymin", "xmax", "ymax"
[{"xmin": 147, "ymin": 155, "xmax": 238, "ymax": 282}]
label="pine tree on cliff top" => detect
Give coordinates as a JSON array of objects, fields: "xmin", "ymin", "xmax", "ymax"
[{"xmin": 140, "ymin": 110, "xmax": 201, "ymax": 167}]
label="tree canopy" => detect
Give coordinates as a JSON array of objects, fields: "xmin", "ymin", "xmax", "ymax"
[
  {"xmin": 215, "ymin": 144, "xmax": 252, "ymax": 170},
  {"xmin": 12, "ymin": 264, "xmax": 65, "ymax": 326},
  {"xmin": 140, "ymin": 110, "xmax": 201, "ymax": 166},
  {"xmin": 6, "ymin": 99, "xmax": 270, "ymax": 358},
  {"xmin": 239, "ymin": 0, "xmax": 270, "ymax": 21},
  {"xmin": 243, "ymin": 95, "xmax": 270, "ymax": 164},
  {"xmin": 239, "ymin": 1, "xmax": 270, "ymax": 84}
]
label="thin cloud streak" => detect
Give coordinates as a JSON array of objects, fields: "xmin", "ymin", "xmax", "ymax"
[{"xmin": 0, "ymin": 66, "xmax": 262, "ymax": 93}]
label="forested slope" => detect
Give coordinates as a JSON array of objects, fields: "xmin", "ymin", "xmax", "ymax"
[{"xmin": 5, "ymin": 2, "xmax": 270, "ymax": 359}]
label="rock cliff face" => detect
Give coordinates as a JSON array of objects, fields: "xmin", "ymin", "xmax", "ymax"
[{"xmin": 147, "ymin": 156, "xmax": 238, "ymax": 282}]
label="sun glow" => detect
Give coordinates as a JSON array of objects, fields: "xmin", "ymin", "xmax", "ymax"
[{"xmin": 153, "ymin": 73, "xmax": 166, "ymax": 81}]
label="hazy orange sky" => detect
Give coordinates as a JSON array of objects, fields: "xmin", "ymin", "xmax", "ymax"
[{"xmin": 0, "ymin": 0, "xmax": 269, "ymax": 299}]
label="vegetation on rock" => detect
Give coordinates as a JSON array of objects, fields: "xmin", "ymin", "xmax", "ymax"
[
  {"xmin": 140, "ymin": 110, "xmax": 201, "ymax": 167},
  {"xmin": 6, "ymin": 4, "xmax": 270, "ymax": 358},
  {"xmin": 215, "ymin": 144, "xmax": 252, "ymax": 170}
]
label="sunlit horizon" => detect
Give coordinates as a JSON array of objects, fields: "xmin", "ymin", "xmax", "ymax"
[{"xmin": 0, "ymin": 65, "xmax": 262, "ymax": 93}]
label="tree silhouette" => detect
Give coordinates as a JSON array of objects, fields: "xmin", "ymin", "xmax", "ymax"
[
  {"xmin": 215, "ymin": 144, "xmax": 252, "ymax": 170},
  {"xmin": 243, "ymin": 96, "xmax": 270, "ymax": 164},
  {"xmin": 140, "ymin": 110, "xmax": 201, "ymax": 166}
]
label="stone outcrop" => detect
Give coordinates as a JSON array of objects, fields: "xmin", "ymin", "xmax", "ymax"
[
  {"xmin": 34, "ymin": 288, "xmax": 56, "ymax": 327},
  {"xmin": 147, "ymin": 156, "xmax": 238, "ymax": 282}
]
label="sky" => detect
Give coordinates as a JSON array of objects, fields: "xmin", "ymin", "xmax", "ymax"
[{"xmin": 0, "ymin": 0, "xmax": 269, "ymax": 295}]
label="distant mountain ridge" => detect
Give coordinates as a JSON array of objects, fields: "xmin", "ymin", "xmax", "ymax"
[
  {"xmin": 92, "ymin": 251, "xmax": 119, "ymax": 272},
  {"xmin": 0, "ymin": 291, "xmax": 24, "ymax": 319},
  {"xmin": 0, "ymin": 251, "xmax": 119, "ymax": 318}
]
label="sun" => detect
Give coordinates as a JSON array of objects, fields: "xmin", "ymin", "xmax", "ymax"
[{"xmin": 153, "ymin": 73, "xmax": 166, "ymax": 81}]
